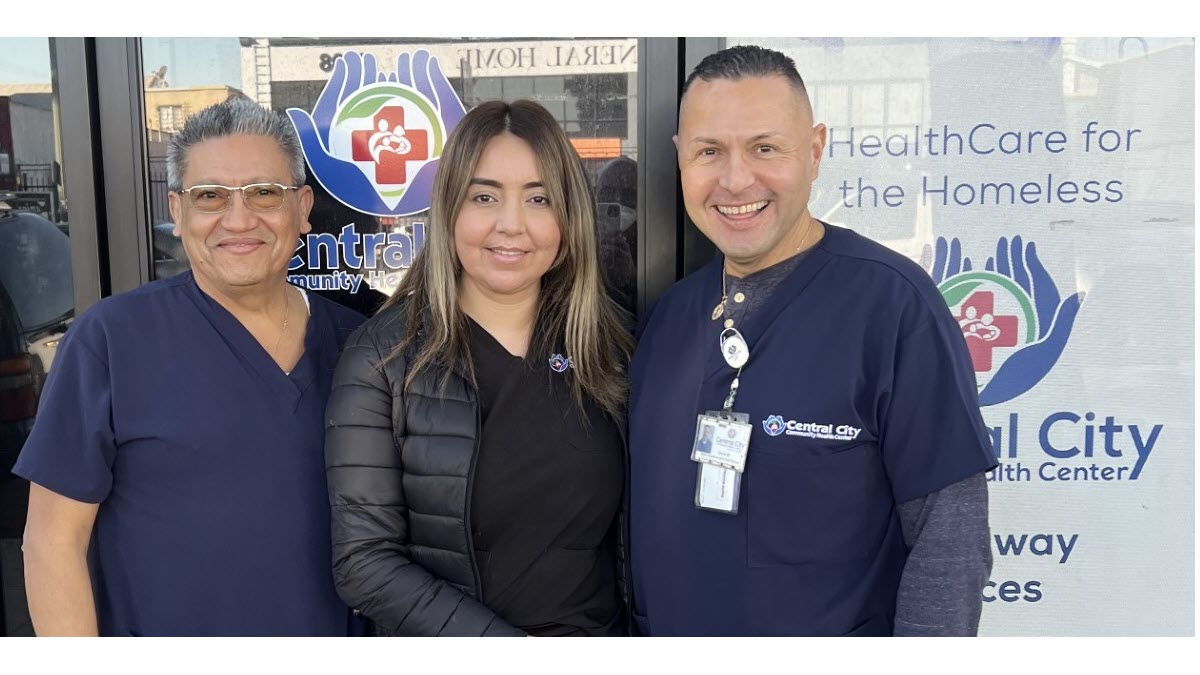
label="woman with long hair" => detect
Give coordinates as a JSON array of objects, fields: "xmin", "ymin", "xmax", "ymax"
[{"xmin": 324, "ymin": 100, "xmax": 634, "ymax": 636}]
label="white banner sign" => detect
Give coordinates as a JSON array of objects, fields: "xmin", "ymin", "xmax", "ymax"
[{"xmin": 746, "ymin": 36, "xmax": 1195, "ymax": 636}]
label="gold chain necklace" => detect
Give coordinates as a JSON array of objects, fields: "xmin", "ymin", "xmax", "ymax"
[
  {"xmin": 272, "ymin": 287, "xmax": 291, "ymax": 355},
  {"xmin": 712, "ymin": 217, "xmax": 817, "ymax": 321}
]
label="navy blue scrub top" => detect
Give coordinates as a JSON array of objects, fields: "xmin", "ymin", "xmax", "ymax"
[
  {"xmin": 14, "ymin": 271, "xmax": 365, "ymax": 636},
  {"xmin": 629, "ymin": 223, "xmax": 996, "ymax": 636}
]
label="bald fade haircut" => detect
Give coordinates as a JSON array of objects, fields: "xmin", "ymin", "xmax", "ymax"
[{"xmin": 681, "ymin": 45, "xmax": 810, "ymax": 104}]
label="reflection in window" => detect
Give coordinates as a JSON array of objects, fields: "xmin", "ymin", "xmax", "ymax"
[
  {"xmin": 157, "ymin": 105, "xmax": 185, "ymax": 133},
  {"xmin": 0, "ymin": 35, "xmax": 72, "ymax": 638},
  {"xmin": 140, "ymin": 38, "xmax": 639, "ymax": 314}
]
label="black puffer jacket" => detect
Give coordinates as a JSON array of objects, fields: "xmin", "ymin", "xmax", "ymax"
[{"xmin": 324, "ymin": 304, "xmax": 632, "ymax": 636}]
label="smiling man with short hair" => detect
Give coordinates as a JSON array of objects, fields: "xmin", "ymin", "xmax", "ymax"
[
  {"xmin": 628, "ymin": 45, "xmax": 998, "ymax": 636},
  {"xmin": 14, "ymin": 99, "xmax": 364, "ymax": 636}
]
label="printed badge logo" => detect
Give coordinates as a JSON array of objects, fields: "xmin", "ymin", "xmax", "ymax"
[
  {"xmin": 759, "ymin": 417, "xmax": 862, "ymax": 441},
  {"xmin": 763, "ymin": 415, "xmax": 785, "ymax": 437},
  {"xmin": 925, "ymin": 236, "xmax": 1086, "ymax": 406},
  {"xmin": 287, "ymin": 50, "xmax": 467, "ymax": 217}
]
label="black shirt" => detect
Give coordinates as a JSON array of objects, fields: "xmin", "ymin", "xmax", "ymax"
[{"xmin": 466, "ymin": 318, "xmax": 624, "ymax": 636}]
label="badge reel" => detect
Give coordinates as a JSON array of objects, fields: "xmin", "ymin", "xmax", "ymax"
[{"xmin": 693, "ymin": 328, "xmax": 754, "ymax": 514}]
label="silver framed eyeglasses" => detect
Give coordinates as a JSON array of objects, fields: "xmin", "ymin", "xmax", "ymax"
[{"xmin": 176, "ymin": 183, "xmax": 301, "ymax": 214}]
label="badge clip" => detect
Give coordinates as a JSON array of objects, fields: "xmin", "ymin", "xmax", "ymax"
[{"xmin": 719, "ymin": 328, "xmax": 749, "ymax": 369}]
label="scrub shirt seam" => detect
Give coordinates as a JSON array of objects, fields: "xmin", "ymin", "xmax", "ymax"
[
  {"xmin": 889, "ymin": 312, "xmax": 997, "ymax": 497},
  {"xmin": 894, "ymin": 314, "xmax": 937, "ymax": 346},
  {"xmin": 60, "ymin": 328, "xmax": 110, "ymax": 373},
  {"xmin": 823, "ymin": 248, "xmax": 953, "ymax": 336}
]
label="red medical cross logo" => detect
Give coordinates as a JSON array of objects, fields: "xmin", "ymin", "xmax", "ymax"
[
  {"xmin": 351, "ymin": 106, "xmax": 429, "ymax": 185},
  {"xmin": 955, "ymin": 291, "xmax": 1018, "ymax": 372}
]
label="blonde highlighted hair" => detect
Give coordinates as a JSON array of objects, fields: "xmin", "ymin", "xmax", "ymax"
[{"xmin": 384, "ymin": 100, "xmax": 633, "ymax": 417}]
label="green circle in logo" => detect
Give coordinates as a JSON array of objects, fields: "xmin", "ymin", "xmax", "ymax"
[
  {"xmin": 939, "ymin": 272, "xmax": 1038, "ymax": 343},
  {"xmin": 335, "ymin": 84, "xmax": 446, "ymax": 156}
]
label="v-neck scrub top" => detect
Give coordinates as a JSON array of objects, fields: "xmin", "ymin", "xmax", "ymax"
[
  {"xmin": 628, "ymin": 223, "xmax": 997, "ymax": 636},
  {"xmin": 13, "ymin": 271, "xmax": 365, "ymax": 636},
  {"xmin": 466, "ymin": 318, "xmax": 625, "ymax": 636}
]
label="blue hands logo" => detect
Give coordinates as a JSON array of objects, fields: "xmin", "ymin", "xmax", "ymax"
[
  {"xmin": 763, "ymin": 415, "xmax": 785, "ymax": 437},
  {"xmin": 924, "ymin": 236, "xmax": 1086, "ymax": 406},
  {"xmin": 286, "ymin": 50, "xmax": 467, "ymax": 217}
]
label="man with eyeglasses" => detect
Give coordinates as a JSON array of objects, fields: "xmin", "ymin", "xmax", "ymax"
[{"xmin": 13, "ymin": 99, "xmax": 365, "ymax": 636}]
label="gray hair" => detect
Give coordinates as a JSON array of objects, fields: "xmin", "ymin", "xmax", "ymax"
[
  {"xmin": 166, "ymin": 98, "xmax": 306, "ymax": 191},
  {"xmin": 682, "ymin": 45, "xmax": 808, "ymax": 98}
]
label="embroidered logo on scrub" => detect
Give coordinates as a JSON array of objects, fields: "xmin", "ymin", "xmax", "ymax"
[
  {"xmin": 549, "ymin": 354, "xmax": 575, "ymax": 373},
  {"xmin": 762, "ymin": 416, "xmax": 862, "ymax": 441}
]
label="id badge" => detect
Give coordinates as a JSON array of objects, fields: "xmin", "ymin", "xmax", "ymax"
[
  {"xmin": 695, "ymin": 462, "xmax": 742, "ymax": 514},
  {"xmin": 691, "ymin": 412, "xmax": 752, "ymax": 472}
]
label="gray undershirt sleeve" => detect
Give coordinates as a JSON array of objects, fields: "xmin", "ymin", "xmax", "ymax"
[{"xmin": 893, "ymin": 473, "xmax": 992, "ymax": 636}]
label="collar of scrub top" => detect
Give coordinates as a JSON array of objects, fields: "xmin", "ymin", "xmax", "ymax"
[
  {"xmin": 182, "ymin": 271, "xmax": 324, "ymax": 410},
  {"xmin": 701, "ymin": 223, "xmax": 836, "ymax": 384}
]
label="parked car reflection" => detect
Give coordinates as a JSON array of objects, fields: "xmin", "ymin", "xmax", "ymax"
[
  {"xmin": 0, "ymin": 206, "xmax": 72, "ymax": 636},
  {"xmin": 152, "ymin": 221, "xmax": 189, "ymax": 279}
]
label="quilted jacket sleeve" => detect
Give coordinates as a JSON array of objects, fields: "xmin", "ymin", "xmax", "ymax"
[{"xmin": 324, "ymin": 323, "xmax": 523, "ymax": 636}]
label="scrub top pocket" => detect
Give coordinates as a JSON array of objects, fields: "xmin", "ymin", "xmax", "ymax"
[{"xmin": 745, "ymin": 440, "xmax": 891, "ymax": 568}]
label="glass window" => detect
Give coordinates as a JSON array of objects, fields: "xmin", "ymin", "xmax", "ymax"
[
  {"xmin": 0, "ymin": 36, "xmax": 74, "ymax": 637},
  {"xmin": 728, "ymin": 37, "xmax": 1195, "ymax": 637},
  {"xmin": 141, "ymin": 38, "xmax": 640, "ymax": 315},
  {"xmin": 504, "ymin": 76, "xmax": 535, "ymax": 99}
]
